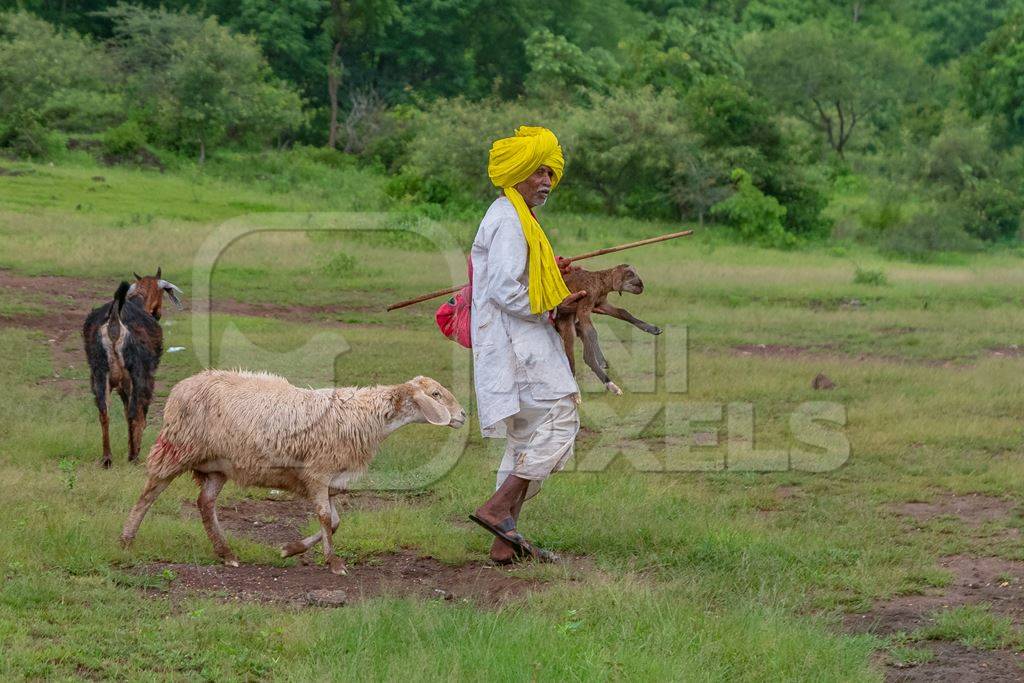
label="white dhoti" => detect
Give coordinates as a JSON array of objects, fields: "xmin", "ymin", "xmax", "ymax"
[{"xmin": 495, "ymin": 385, "xmax": 579, "ymax": 500}]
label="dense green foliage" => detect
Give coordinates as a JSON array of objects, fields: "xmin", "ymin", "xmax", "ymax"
[{"xmin": 4, "ymin": 0, "xmax": 1024, "ymax": 253}]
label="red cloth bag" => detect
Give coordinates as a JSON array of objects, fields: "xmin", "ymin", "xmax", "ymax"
[{"xmin": 435, "ymin": 259, "xmax": 473, "ymax": 348}]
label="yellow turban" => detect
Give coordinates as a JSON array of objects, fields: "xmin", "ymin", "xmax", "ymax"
[{"xmin": 487, "ymin": 126, "xmax": 571, "ymax": 314}]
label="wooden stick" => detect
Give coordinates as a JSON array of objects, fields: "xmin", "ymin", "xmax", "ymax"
[
  {"xmin": 385, "ymin": 228, "xmax": 693, "ymax": 311},
  {"xmin": 564, "ymin": 229, "xmax": 692, "ymax": 263}
]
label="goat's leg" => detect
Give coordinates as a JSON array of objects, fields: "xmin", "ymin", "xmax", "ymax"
[
  {"xmin": 594, "ymin": 303, "xmax": 662, "ymax": 335},
  {"xmin": 313, "ymin": 488, "xmax": 347, "ymax": 574},
  {"xmin": 116, "ymin": 385, "xmax": 136, "ymax": 463},
  {"xmin": 578, "ymin": 313, "xmax": 622, "ymax": 395},
  {"xmin": 91, "ymin": 372, "xmax": 112, "ymax": 468},
  {"xmin": 120, "ymin": 474, "xmax": 174, "ymax": 546},
  {"xmin": 280, "ymin": 494, "xmax": 340, "ymax": 558},
  {"xmin": 127, "ymin": 374, "xmax": 154, "ymax": 463},
  {"xmin": 554, "ymin": 315, "xmax": 577, "ymax": 375},
  {"xmin": 195, "ymin": 472, "xmax": 238, "ymax": 567}
]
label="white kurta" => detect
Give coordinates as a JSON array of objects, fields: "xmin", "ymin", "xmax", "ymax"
[{"xmin": 470, "ymin": 196, "xmax": 578, "ymax": 437}]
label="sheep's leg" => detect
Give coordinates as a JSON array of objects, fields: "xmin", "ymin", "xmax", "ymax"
[
  {"xmin": 554, "ymin": 315, "xmax": 577, "ymax": 375},
  {"xmin": 578, "ymin": 313, "xmax": 622, "ymax": 395},
  {"xmin": 120, "ymin": 474, "xmax": 174, "ymax": 546},
  {"xmin": 594, "ymin": 303, "xmax": 662, "ymax": 335},
  {"xmin": 314, "ymin": 489, "xmax": 347, "ymax": 574},
  {"xmin": 91, "ymin": 372, "xmax": 112, "ymax": 468},
  {"xmin": 280, "ymin": 494, "xmax": 340, "ymax": 558},
  {"xmin": 195, "ymin": 472, "xmax": 238, "ymax": 567}
]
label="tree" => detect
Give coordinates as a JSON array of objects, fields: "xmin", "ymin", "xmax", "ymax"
[
  {"xmin": 324, "ymin": 0, "xmax": 398, "ymax": 149},
  {"xmin": 104, "ymin": 6, "xmax": 305, "ymax": 161},
  {"xmin": 0, "ymin": 11, "xmax": 119, "ymax": 152},
  {"xmin": 962, "ymin": 10, "xmax": 1024, "ymax": 145},
  {"xmin": 523, "ymin": 28, "xmax": 618, "ymax": 102},
  {"xmin": 743, "ymin": 21, "xmax": 920, "ymax": 157}
]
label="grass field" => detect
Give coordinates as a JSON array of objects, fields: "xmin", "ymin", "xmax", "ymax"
[{"xmin": 2, "ymin": 156, "xmax": 1024, "ymax": 680}]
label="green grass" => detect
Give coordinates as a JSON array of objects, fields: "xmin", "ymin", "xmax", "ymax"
[{"xmin": 3, "ymin": 155, "xmax": 1024, "ymax": 679}]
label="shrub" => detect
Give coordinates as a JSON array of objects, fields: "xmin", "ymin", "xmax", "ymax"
[
  {"xmin": 881, "ymin": 210, "xmax": 981, "ymax": 259},
  {"xmin": 102, "ymin": 121, "xmax": 148, "ymax": 158},
  {"xmin": 711, "ymin": 169, "xmax": 795, "ymax": 248},
  {"xmin": 853, "ymin": 267, "xmax": 888, "ymax": 286},
  {"xmin": 0, "ymin": 11, "xmax": 119, "ymax": 150}
]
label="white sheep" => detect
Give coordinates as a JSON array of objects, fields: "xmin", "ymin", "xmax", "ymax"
[{"xmin": 120, "ymin": 369, "xmax": 466, "ymax": 574}]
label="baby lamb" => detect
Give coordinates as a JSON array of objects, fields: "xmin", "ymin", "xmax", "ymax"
[
  {"xmin": 555, "ymin": 263, "xmax": 662, "ymax": 395},
  {"xmin": 120, "ymin": 370, "xmax": 466, "ymax": 574}
]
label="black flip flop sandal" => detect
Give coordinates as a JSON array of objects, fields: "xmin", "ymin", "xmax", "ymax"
[{"xmin": 468, "ymin": 514, "xmax": 536, "ymax": 557}]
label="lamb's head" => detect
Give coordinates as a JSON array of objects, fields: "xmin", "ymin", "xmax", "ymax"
[
  {"xmin": 398, "ymin": 376, "xmax": 466, "ymax": 428},
  {"xmin": 611, "ymin": 264, "xmax": 644, "ymax": 295},
  {"xmin": 128, "ymin": 267, "xmax": 184, "ymax": 320}
]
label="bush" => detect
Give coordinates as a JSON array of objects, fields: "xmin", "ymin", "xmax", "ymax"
[
  {"xmin": 0, "ymin": 11, "xmax": 120, "ymax": 150},
  {"xmin": 711, "ymin": 169, "xmax": 795, "ymax": 248},
  {"xmin": 102, "ymin": 121, "xmax": 148, "ymax": 158},
  {"xmin": 564, "ymin": 87, "xmax": 696, "ymax": 218},
  {"xmin": 853, "ymin": 267, "xmax": 888, "ymax": 286},
  {"xmin": 881, "ymin": 210, "xmax": 981, "ymax": 259},
  {"xmin": 395, "ymin": 97, "xmax": 558, "ymax": 209}
]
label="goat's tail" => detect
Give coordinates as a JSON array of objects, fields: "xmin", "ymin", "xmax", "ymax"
[{"xmin": 108, "ymin": 281, "xmax": 130, "ymax": 324}]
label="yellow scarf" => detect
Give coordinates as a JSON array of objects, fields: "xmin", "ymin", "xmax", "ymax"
[{"xmin": 487, "ymin": 126, "xmax": 571, "ymax": 314}]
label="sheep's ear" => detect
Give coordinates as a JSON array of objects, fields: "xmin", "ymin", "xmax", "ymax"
[{"xmin": 411, "ymin": 389, "xmax": 451, "ymax": 426}]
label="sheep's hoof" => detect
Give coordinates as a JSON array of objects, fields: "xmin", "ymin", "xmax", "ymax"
[
  {"xmin": 100, "ymin": 458, "xmax": 112, "ymax": 469},
  {"xmin": 648, "ymin": 326, "xmax": 662, "ymax": 335},
  {"xmin": 605, "ymin": 381, "xmax": 623, "ymax": 396},
  {"xmin": 223, "ymin": 557, "xmax": 240, "ymax": 568},
  {"xmin": 119, "ymin": 535, "xmax": 133, "ymax": 549},
  {"xmin": 328, "ymin": 556, "xmax": 348, "ymax": 575}
]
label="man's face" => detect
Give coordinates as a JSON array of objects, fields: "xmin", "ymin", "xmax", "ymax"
[{"xmin": 514, "ymin": 165, "xmax": 555, "ymax": 208}]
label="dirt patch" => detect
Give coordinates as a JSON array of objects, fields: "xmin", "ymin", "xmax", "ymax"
[
  {"xmin": 142, "ymin": 551, "xmax": 544, "ymax": 608},
  {"xmin": 989, "ymin": 346, "xmax": 1024, "ymax": 359},
  {"xmin": 883, "ymin": 641, "xmax": 1024, "ymax": 682},
  {"xmin": 208, "ymin": 297, "xmax": 380, "ymax": 323},
  {"xmin": 179, "ymin": 493, "xmax": 429, "ymax": 547},
  {"xmin": 845, "ymin": 554, "xmax": 1024, "ymax": 681},
  {"xmin": 734, "ymin": 344, "xmax": 821, "ymax": 359},
  {"xmin": 845, "ymin": 555, "xmax": 1024, "ymax": 636},
  {"xmin": 892, "ymin": 493, "xmax": 1017, "ymax": 528}
]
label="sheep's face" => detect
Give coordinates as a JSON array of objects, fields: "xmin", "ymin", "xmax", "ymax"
[
  {"xmin": 128, "ymin": 267, "xmax": 184, "ymax": 320},
  {"xmin": 613, "ymin": 264, "xmax": 644, "ymax": 295},
  {"xmin": 405, "ymin": 376, "xmax": 466, "ymax": 428}
]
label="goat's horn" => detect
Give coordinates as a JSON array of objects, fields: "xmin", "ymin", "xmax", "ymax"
[{"xmin": 158, "ymin": 280, "xmax": 185, "ymax": 309}]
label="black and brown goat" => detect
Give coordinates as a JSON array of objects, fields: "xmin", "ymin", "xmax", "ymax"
[
  {"xmin": 82, "ymin": 269, "xmax": 183, "ymax": 468},
  {"xmin": 555, "ymin": 264, "xmax": 662, "ymax": 395}
]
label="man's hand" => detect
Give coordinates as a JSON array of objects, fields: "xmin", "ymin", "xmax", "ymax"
[
  {"xmin": 556, "ymin": 290, "xmax": 587, "ymax": 316},
  {"xmin": 556, "ymin": 256, "xmax": 579, "ymax": 274}
]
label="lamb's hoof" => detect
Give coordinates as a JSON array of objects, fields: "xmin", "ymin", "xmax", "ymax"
[
  {"xmin": 605, "ymin": 381, "xmax": 623, "ymax": 396},
  {"xmin": 101, "ymin": 458, "xmax": 112, "ymax": 469},
  {"xmin": 119, "ymin": 535, "xmax": 133, "ymax": 549},
  {"xmin": 648, "ymin": 326, "xmax": 662, "ymax": 335},
  {"xmin": 281, "ymin": 541, "xmax": 307, "ymax": 558},
  {"xmin": 329, "ymin": 556, "xmax": 348, "ymax": 575},
  {"xmin": 222, "ymin": 556, "xmax": 240, "ymax": 568}
]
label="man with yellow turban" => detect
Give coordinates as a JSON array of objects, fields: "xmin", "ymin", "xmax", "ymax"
[{"xmin": 468, "ymin": 126, "xmax": 586, "ymax": 563}]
